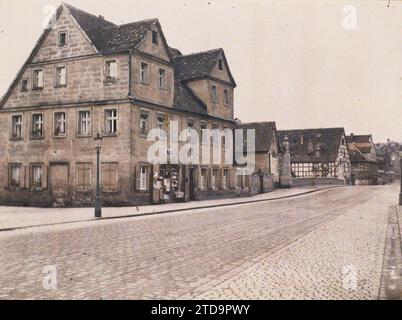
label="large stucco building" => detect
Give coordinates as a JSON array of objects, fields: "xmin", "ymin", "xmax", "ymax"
[{"xmin": 0, "ymin": 3, "xmax": 250, "ymax": 207}]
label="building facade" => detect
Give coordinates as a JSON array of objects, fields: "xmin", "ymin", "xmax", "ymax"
[
  {"xmin": 0, "ymin": 3, "xmax": 249, "ymax": 207},
  {"xmin": 277, "ymin": 128, "xmax": 352, "ymax": 184},
  {"xmin": 346, "ymin": 134, "xmax": 378, "ymax": 185},
  {"xmin": 235, "ymin": 121, "xmax": 280, "ymax": 193}
]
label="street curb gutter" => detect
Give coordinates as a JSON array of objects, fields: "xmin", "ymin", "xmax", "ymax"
[{"xmin": 0, "ymin": 185, "xmax": 343, "ymax": 233}]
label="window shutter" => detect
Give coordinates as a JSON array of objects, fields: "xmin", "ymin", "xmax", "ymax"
[
  {"xmin": 24, "ymin": 165, "xmax": 29, "ymax": 189},
  {"xmin": 42, "ymin": 165, "xmax": 48, "ymax": 189},
  {"xmin": 135, "ymin": 165, "xmax": 141, "ymax": 191}
]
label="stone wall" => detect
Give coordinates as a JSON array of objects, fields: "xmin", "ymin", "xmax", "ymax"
[{"xmin": 291, "ymin": 177, "xmax": 344, "ymax": 187}]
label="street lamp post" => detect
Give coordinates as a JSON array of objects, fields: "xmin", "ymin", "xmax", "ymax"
[
  {"xmin": 94, "ymin": 133, "xmax": 103, "ymax": 218},
  {"xmin": 399, "ymin": 158, "xmax": 402, "ymax": 205}
]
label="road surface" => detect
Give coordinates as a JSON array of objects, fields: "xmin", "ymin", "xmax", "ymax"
[{"xmin": 0, "ymin": 184, "xmax": 398, "ymax": 299}]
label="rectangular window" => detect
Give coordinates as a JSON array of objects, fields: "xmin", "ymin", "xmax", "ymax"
[
  {"xmin": 224, "ymin": 89, "xmax": 230, "ymax": 105},
  {"xmin": 152, "ymin": 31, "xmax": 158, "ymax": 44},
  {"xmin": 31, "ymin": 113, "xmax": 43, "ymax": 138},
  {"xmin": 223, "ymin": 169, "xmax": 229, "ymax": 189},
  {"xmin": 31, "ymin": 164, "xmax": 42, "ymax": 190},
  {"xmin": 187, "ymin": 119, "xmax": 194, "ymax": 142},
  {"xmin": 211, "ymin": 169, "xmax": 218, "ymax": 190},
  {"xmin": 105, "ymin": 60, "xmax": 117, "ymax": 80},
  {"xmin": 158, "ymin": 68, "xmax": 167, "ymax": 89},
  {"xmin": 33, "ymin": 69, "xmax": 44, "ymax": 89},
  {"xmin": 218, "ymin": 58, "xmax": 223, "ymax": 70},
  {"xmin": 56, "ymin": 66, "xmax": 66, "ymax": 86},
  {"xmin": 140, "ymin": 112, "xmax": 149, "ymax": 135},
  {"xmin": 78, "ymin": 111, "xmax": 91, "ymax": 136},
  {"xmin": 200, "ymin": 168, "xmax": 207, "ymax": 190},
  {"xmin": 54, "ymin": 112, "xmax": 66, "ymax": 137},
  {"xmin": 102, "ymin": 162, "xmax": 119, "ymax": 193},
  {"xmin": 76, "ymin": 163, "xmax": 92, "ymax": 192},
  {"xmin": 58, "ymin": 31, "xmax": 67, "ymax": 46},
  {"xmin": 200, "ymin": 121, "xmax": 207, "ymax": 144},
  {"xmin": 157, "ymin": 114, "xmax": 166, "ymax": 139},
  {"xmin": 21, "ymin": 79, "xmax": 28, "ymax": 91},
  {"xmin": 9, "ymin": 164, "xmax": 21, "ymax": 188},
  {"xmin": 105, "ymin": 109, "xmax": 118, "ymax": 135},
  {"xmin": 140, "ymin": 62, "xmax": 149, "ymax": 84},
  {"xmin": 139, "ymin": 165, "xmax": 148, "ymax": 191},
  {"xmin": 11, "ymin": 115, "xmax": 23, "ymax": 139},
  {"xmin": 211, "ymin": 85, "xmax": 218, "ymax": 103}
]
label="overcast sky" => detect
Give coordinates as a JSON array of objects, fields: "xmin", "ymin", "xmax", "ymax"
[{"xmin": 0, "ymin": 0, "xmax": 401, "ymax": 142}]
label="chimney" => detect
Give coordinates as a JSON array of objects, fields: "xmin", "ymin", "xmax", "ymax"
[
  {"xmin": 350, "ymin": 133, "xmax": 354, "ymax": 137},
  {"xmin": 99, "ymin": 15, "xmax": 105, "ymax": 20},
  {"xmin": 387, "ymin": 138, "xmax": 391, "ymax": 144},
  {"xmin": 300, "ymin": 135, "xmax": 304, "ymax": 145}
]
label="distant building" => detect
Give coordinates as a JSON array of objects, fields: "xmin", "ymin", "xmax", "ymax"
[
  {"xmin": 346, "ymin": 134, "xmax": 378, "ymax": 185},
  {"xmin": 375, "ymin": 139, "xmax": 401, "ymax": 181},
  {"xmin": 278, "ymin": 128, "xmax": 351, "ymax": 184},
  {"xmin": 235, "ymin": 122, "xmax": 280, "ymax": 193}
]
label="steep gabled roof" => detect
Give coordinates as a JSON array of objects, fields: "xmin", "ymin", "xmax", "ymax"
[
  {"xmin": 63, "ymin": 2, "xmax": 116, "ymax": 51},
  {"xmin": 174, "ymin": 49, "xmax": 236, "ymax": 86},
  {"xmin": 99, "ymin": 19, "xmax": 158, "ymax": 54},
  {"xmin": 236, "ymin": 122, "xmax": 278, "ymax": 153},
  {"xmin": 346, "ymin": 134, "xmax": 372, "ymax": 144},
  {"xmin": 349, "ymin": 148, "xmax": 376, "ymax": 164},
  {"xmin": 173, "ymin": 82, "xmax": 207, "ymax": 115},
  {"xmin": 278, "ymin": 128, "xmax": 346, "ymax": 163}
]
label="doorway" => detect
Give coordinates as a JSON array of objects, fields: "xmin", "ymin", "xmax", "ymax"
[{"xmin": 49, "ymin": 163, "xmax": 69, "ymax": 205}]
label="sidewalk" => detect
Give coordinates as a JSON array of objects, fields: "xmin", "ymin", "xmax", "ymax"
[{"xmin": 0, "ymin": 185, "xmax": 341, "ymax": 231}]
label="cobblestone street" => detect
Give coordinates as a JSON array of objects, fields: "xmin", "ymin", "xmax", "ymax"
[{"xmin": 0, "ymin": 184, "xmax": 399, "ymax": 299}]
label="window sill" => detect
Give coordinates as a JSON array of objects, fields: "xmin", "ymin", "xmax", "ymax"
[
  {"xmin": 103, "ymin": 133, "xmax": 119, "ymax": 138},
  {"xmin": 103, "ymin": 78, "xmax": 117, "ymax": 84},
  {"xmin": 140, "ymin": 133, "xmax": 149, "ymax": 138},
  {"xmin": 158, "ymin": 86, "xmax": 168, "ymax": 91},
  {"xmin": 76, "ymin": 189, "xmax": 92, "ymax": 193},
  {"xmin": 54, "ymin": 85, "xmax": 67, "ymax": 89},
  {"xmin": 10, "ymin": 137, "xmax": 23, "ymax": 142},
  {"xmin": 76, "ymin": 134, "xmax": 92, "ymax": 139},
  {"xmin": 20, "ymin": 89, "xmax": 29, "ymax": 93},
  {"xmin": 32, "ymin": 87, "xmax": 43, "ymax": 91},
  {"xmin": 30, "ymin": 136, "xmax": 44, "ymax": 140},
  {"xmin": 140, "ymin": 81, "xmax": 150, "ymax": 86},
  {"xmin": 53, "ymin": 135, "xmax": 67, "ymax": 139}
]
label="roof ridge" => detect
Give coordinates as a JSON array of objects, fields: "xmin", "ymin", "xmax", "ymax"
[
  {"xmin": 174, "ymin": 48, "xmax": 223, "ymax": 59},
  {"xmin": 116, "ymin": 18, "xmax": 158, "ymax": 28},
  {"xmin": 278, "ymin": 127, "xmax": 344, "ymax": 132},
  {"xmin": 62, "ymin": 2, "xmax": 116, "ymax": 26}
]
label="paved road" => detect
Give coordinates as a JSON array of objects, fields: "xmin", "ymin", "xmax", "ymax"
[{"xmin": 0, "ymin": 184, "xmax": 398, "ymax": 299}]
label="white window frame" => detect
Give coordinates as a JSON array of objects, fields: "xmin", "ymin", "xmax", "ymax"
[
  {"xmin": 140, "ymin": 62, "xmax": 150, "ymax": 85},
  {"xmin": 31, "ymin": 164, "xmax": 43, "ymax": 190},
  {"xmin": 78, "ymin": 110, "xmax": 91, "ymax": 137},
  {"xmin": 158, "ymin": 68, "xmax": 167, "ymax": 89},
  {"xmin": 32, "ymin": 68, "xmax": 44, "ymax": 89},
  {"xmin": 31, "ymin": 113, "xmax": 43, "ymax": 138},
  {"xmin": 200, "ymin": 168, "xmax": 207, "ymax": 190},
  {"xmin": 9, "ymin": 164, "xmax": 21, "ymax": 187},
  {"xmin": 104, "ymin": 108, "xmax": 118, "ymax": 135},
  {"xmin": 139, "ymin": 165, "xmax": 148, "ymax": 191},
  {"xmin": 54, "ymin": 111, "xmax": 67, "ymax": 137},
  {"xmin": 104, "ymin": 59, "xmax": 117, "ymax": 80},
  {"xmin": 11, "ymin": 114, "xmax": 23, "ymax": 140},
  {"xmin": 55, "ymin": 65, "xmax": 67, "ymax": 87},
  {"xmin": 211, "ymin": 169, "xmax": 217, "ymax": 190},
  {"xmin": 140, "ymin": 111, "xmax": 149, "ymax": 136},
  {"xmin": 223, "ymin": 169, "xmax": 229, "ymax": 189}
]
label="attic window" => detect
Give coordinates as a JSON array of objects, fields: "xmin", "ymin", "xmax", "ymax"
[
  {"xmin": 21, "ymin": 79, "xmax": 29, "ymax": 91},
  {"xmin": 218, "ymin": 58, "xmax": 223, "ymax": 70},
  {"xmin": 58, "ymin": 31, "xmax": 67, "ymax": 47},
  {"xmin": 152, "ymin": 31, "xmax": 158, "ymax": 44},
  {"xmin": 105, "ymin": 60, "xmax": 117, "ymax": 80}
]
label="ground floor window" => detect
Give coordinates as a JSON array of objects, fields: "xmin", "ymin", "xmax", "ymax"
[
  {"xmin": 211, "ymin": 169, "xmax": 218, "ymax": 190},
  {"xmin": 102, "ymin": 162, "xmax": 119, "ymax": 192},
  {"xmin": 158, "ymin": 165, "xmax": 180, "ymax": 201},
  {"xmin": 76, "ymin": 163, "xmax": 92, "ymax": 192},
  {"xmin": 9, "ymin": 164, "xmax": 22, "ymax": 188},
  {"xmin": 31, "ymin": 164, "xmax": 43, "ymax": 190},
  {"xmin": 200, "ymin": 168, "xmax": 207, "ymax": 190},
  {"xmin": 139, "ymin": 165, "xmax": 149, "ymax": 191},
  {"xmin": 223, "ymin": 169, "xmax": 229, "ymax": 189}
]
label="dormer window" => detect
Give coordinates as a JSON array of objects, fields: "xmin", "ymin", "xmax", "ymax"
[
  {"xmin": 158, "ymin": 68, "xmax": 167, "ymax": 89},
  {"xmin": 58, "ymin": 31, "xmax": 67, "ymax": 47},
  {"xmin": 152, "ymin": 31, "xmax": 158, "ymax": 44},
  {"xmin": 218, "ymin": 58, "xmax": 223, "ymax": 70}
]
